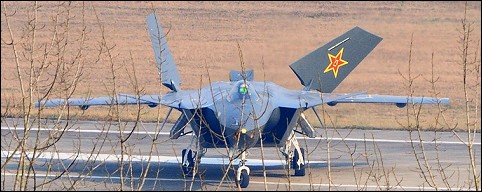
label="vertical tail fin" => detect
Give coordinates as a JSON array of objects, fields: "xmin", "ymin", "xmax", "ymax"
[
  {"xmin": 289, "ymin": 26, "xmax": 382, "ymax": 93},
  {"xmin": 146, "ymin": 13, "xmax": 181, "ymax": 92}
]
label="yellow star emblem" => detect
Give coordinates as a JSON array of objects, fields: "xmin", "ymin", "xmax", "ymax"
[{"xmin": 323, "ymin": 48, "xmax": 348, "ymax": 78}]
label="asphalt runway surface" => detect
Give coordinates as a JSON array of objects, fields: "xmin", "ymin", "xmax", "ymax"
[{"xmin": 1, "ymin": 118, "xmax": 480, "ymax": 190}]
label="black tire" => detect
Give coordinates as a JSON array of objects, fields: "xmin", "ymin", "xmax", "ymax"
[
  {"xmin": 181, "ymin": 149, "xmax": 195, "ymax": 175},
  {"xmin": 237, "ymin": 169, "xmax": 249, "ymax": 188},
  {"xmin": 291, "ymin": 148, "xmax": 300, "ymax": 169},
  {"xmin": 291, "ymin": 151, "xmax": 296, "ymax": 169},
  {"xmin": 292, "ymin": 148, "xmax": 305, "ymax": 176}
]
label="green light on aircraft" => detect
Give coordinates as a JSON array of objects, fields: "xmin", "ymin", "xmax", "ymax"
[{"xmin": 239, "ymin": 84, "xmax": 248, "ymax": 94}]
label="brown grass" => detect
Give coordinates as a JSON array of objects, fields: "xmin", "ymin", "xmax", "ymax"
[{"xmin": 1, "ymin": 1, "xmax": 481, "ymax": 131}]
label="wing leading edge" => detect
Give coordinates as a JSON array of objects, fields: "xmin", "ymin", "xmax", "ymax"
[
  {"xmin": 275, "ymin": 90, "xmax": 449, "ymax": 109},
  {"xmin": 35, "ymin": 94, "xmax": 161, "ymax": 110},
  {"xmin": 325, "ymin": 94, "xmax": 449, "ymax": 108},
  {"xmin": 35, "ymin": 81, "xmax": 231, "ymax": 110}
]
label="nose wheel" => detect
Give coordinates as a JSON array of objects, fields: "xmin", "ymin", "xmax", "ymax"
[
  {"xmin": 235, "ymin": 151, "xmax": 250, "ymax": 188},
  {"xmin": 236, "ymin": 165, "xmax": 250, "ymax": 188}
]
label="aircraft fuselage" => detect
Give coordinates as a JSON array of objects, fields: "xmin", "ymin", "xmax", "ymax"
[{"xmin": 181, "ymin": 80, "xmax": 302, "ymax": 150}]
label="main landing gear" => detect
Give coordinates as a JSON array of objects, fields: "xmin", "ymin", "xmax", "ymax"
[
  {"xmin": 181, "ymin": 135, "xmax": 206, "ymax": 175},
  {"xmin": 181, "ymin": 148, "xmax": 197, "ymax": 175},
  {"xmin": 281, "ymin": 130, "xmax": 306, "ymax": 176},
  {"xmin": 292, "ymin": 147, "xmax": 305, "ymax": 176}
]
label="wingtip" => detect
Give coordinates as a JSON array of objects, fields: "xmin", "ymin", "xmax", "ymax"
[{"xmin": 440, "ymin": 98, "xmax": 449, "ymax": 105}]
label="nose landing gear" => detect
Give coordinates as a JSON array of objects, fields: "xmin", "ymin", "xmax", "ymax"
[
  {"xmin": 236, "ymin": 165, "xmax": 250, "ymax": 188},
  {"xmin": 235, "ymin": 151, "xmax": 250, "ymax": 188}
]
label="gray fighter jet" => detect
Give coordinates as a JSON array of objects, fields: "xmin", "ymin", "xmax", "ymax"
[{"xmin": 37, "ymin": 13, "xmax": 449, "ymax": 188}]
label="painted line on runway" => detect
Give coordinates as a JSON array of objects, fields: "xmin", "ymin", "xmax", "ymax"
[
  {"xmin": 1, "ymin": 172, "xmax": 472, "ymax": 191},
  {"xmin": 2, "ymin": 126, "xmax": 480, "ymax": 145},
  {"xmin": 304, "ymin": 136, "xmax": 482, "ymax": 145},
  {"xmin": 1, "ymin": 150, "xmax": 325, "ymax": 166}
]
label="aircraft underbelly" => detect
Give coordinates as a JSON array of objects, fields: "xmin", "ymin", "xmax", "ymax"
[
  {"xmin": 187, "ymin": 105, "xmax": 277, "ymax": 149},
  {"xmin": 257, "ymin": 107, "xmax": 300, "ymax": 147},
  {"xmin": 184, "ymin": 106, "xmax": 301, "ymax": 149},
  {"xmin": 185, "ymin": 108, "xmax": 227, "ymax": 148}
]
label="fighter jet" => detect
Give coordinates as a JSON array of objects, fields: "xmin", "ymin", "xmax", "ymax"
[{"xmin": 36, "ymin": 13, "xmax": 449, "ymax": 188}]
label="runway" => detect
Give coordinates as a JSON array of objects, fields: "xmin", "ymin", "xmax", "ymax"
[{"xmin": 1, "ymin": 118, "xmax": 480, "ymax": 190}]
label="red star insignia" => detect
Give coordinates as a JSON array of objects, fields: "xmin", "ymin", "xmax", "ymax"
[{"xmin": 323, "ymin": 48, "xmax": 348, "ymax": 78}]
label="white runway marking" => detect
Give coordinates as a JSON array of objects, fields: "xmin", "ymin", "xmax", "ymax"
[
  {"xmin": 2, "ymin": 126, "xmax": 480, "ymax": 145},
  {"xmin": 2, "ymin": 126, "xmax": 478, "ymax": 191},
  {"xmin": 1, "ymin": 172, "xmax": 471, "ymax": 191},
  {"xmin": 1, "ymin": 150, "xmax": 325, "ymax": 166}
]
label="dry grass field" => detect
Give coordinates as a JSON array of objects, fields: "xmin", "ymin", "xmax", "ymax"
[{"xmin": 1, "ymin": 1, "xmax": 481, "ymax": 131}]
